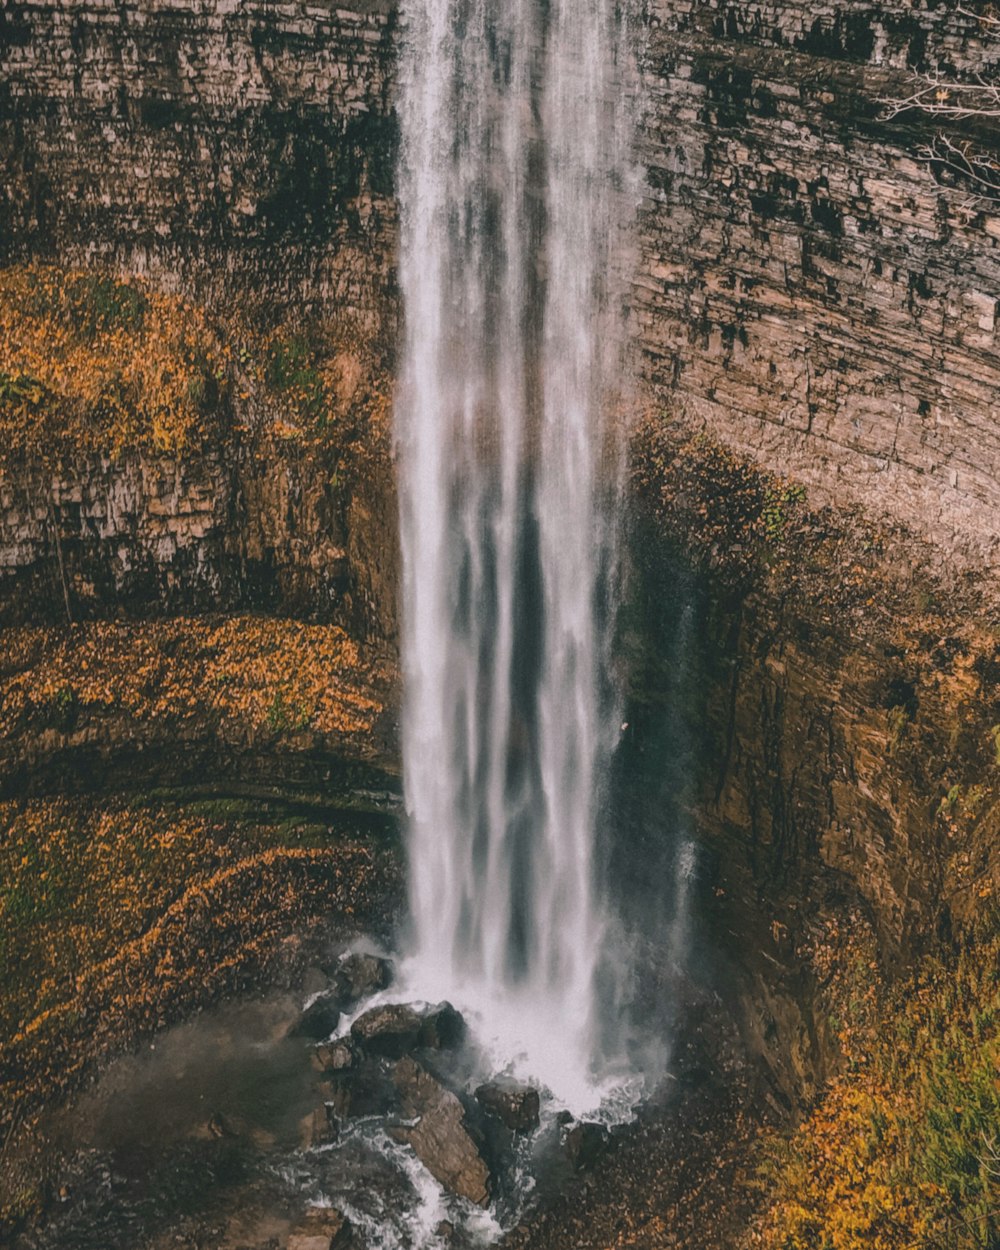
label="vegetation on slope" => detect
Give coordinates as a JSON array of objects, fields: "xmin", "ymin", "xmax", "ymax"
[
  {"xmin": 0, "ymin": 266, "xmax": 228, "ymax": 464},
  {"xmin": 0, "ymin": 615, "xmax": 391, "ymax": 756},
  {"xmin": 0, "ymin": 793, "xmax": 401, "ymax": 1233},
  {"xmin": 0, "ymin": 262, "xmax": 392, "ymax": 475},
  {"xmin": 751, "ymin": 921, "xmax": 1000, "ymax": 1250}
]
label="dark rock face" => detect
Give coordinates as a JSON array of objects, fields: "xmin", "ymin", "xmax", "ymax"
[
  {"xmin": 289, "ymin": 992, "xmax": 341, "ymax": 1041},
  {"xmin": 0, "ymin": 427, "xmax": 399, "ymax": 640},
  {"xmin": 389, "ymin": 1057, "xmax": 491, "ymax": 1206},
  {"xmin": 350, "ymin": 1004, "xmax": 423, "ymax": 1058},
  {"xmin": 332, "ymin": 952, "xmax": 394, "ymax": 1007},
  {"xmin": 474, "ymin": 1079, "xmax": 540, "ymax": 1132},
  {"xmin": 322, "ymin": 1064, "xmax": 399, "ymax": 1120},
  {"xmin": 349, "ymin": 1001, "xmax": 465, "ymax": 1059},
  {"xmin": 416, "ymin": 1003, "xmax": 465, "ymax": 1051},
  {"xmin": 0, "ymin": 0, "xmax": 397, "ymax": 319},
  {"xmin": 622, "ymin": 482, "xmax": 1000, "ymax": 1103}
]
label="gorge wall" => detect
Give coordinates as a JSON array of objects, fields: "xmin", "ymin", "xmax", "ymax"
[
  {"xmin": 637, "ymin": 0, "xmax": 1000, "ymax": 578},
  {"xmin": 1, "ymin": 0, "xmax": 401, "ymax": 632},
  {"xmin": 2, "ymin": 0, "xmax": 999, "ymax": 1103},
  {"xmin": 0, "ymin": 0, "xmax": 397, "ymax": 319},
  {"xmin": 4, "ymin": 0, "xmax": 1000, "ymax": 606}
]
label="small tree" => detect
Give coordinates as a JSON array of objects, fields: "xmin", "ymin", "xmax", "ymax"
[{"xmin": 880, "ymin": 6, "xmax": 1000, "ymax": 205}]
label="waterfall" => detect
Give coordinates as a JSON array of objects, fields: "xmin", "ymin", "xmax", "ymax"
[{"xmin": 395, "ymin": 0, "xmax": 636, "ymax": 1108}]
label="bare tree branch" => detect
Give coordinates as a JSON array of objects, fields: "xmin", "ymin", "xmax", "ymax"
[
  {"xmin": 880, "ymin": 74, "xmax": 1000, "ymax": 121},
  {"xmin": 956, "ymin": 4, "xmax": 1000, "ymax": 29},
  {"xmin": 919, "ymin": 133, "xmax": 1000, "ymax": 205}
]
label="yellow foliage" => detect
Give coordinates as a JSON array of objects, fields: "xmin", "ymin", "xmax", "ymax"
[
  {"xmin": 752, "ymin": 921, "xmax": 1000, "ymax": 1250},
  {"xmin": 0, "ymin": 793, "xmax": 400, "ymax": 1147},
  {"xmin": 0, "ymin": 265, "xmax": 228, "ymax": 465},
  {"xmin": 0, "ymin": 615, "xmax": 388, "ymax": 745}
]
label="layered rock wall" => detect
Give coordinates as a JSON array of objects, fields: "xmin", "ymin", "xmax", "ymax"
[
  {"xmin": 0, "ymin": 442, "xmax": 398, "ymax": 636},
  {"xmin": 4, "ymin": 0, "xmax": 1000, "ymax": 586},
  {"xmin": 0, "ymin": 0, "xmax": 397, "ymax": 320},
  {"xmin": 637, "ymin": 1, "xmax": 1000, "ymax": 574},
  {"xmin": 0, "ymin": 0, "xmax": 399, "ymax": 631}
]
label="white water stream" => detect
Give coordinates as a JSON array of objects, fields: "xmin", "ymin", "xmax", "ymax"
[{"xmin": 396, "ymin": 0, "xmax": 638, "ymax": 1110}]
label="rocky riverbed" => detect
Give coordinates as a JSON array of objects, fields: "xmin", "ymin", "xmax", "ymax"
[{"xmin": 7, "ymin": 923, "xmax": 765, "ymax": 1250}]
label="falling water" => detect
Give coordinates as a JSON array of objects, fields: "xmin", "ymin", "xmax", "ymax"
[{"xmin": 395, "ymin": 0, "xmax": 637, "ymax": 1108}]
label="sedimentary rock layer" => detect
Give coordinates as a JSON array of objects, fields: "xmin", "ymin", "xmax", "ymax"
[
  {"xmin": 637, "ymin": 1, "xmax": 1000, "ymax": 572},
  {"xmin": 3, "ymin": 0, "xmax": 999, "ymax": 574}
]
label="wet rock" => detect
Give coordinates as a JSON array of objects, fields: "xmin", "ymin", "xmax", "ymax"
[
  {"xmin": 287, "ymin": 1205, "xmax": 353, "ymax": 1250},
  {"xmin": 350, "ymin": 1004, "xmax": 423, "ymax": 1058},
  {"xmin": 299, "ymin": 1103, "xmax": 339, "ymax": 1150},
  {"xmin": 289, "ymin": 991, "xmax": 341, "ymax": 1042},
  {"xmin": 332, "ymin": 952, "xmax": 394, "ymax": 1007},
  {"xmin": 349, "ymin": 1001, "xmax": 466, "ymax": 1059},
  {"xmin": 417, "ymin": 1002, "xmax": 465, "ymax": 1050},
  {"xmin": 389, "ymin": 1057, "xmax": 491, "ymax": 1206},
  {"xmin": 311, "ymin": 1039, "xmax": 357, "ymax": 1073},
  {"xmin": 562, "ymin": 1120, "xmax": 608, "ymax": 1171},
  {"xmin": 323, "ymin": 1063, "xmax": 399, "ymax": 1119},
  {"xmin": 474, "ymin": 1078, "xmax": 540, "ymax": 1131}
]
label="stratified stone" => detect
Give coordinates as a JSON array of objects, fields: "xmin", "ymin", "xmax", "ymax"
[{"xmin": 389, "ymin": 1057, "xmax": 491, "ymax": 1206}]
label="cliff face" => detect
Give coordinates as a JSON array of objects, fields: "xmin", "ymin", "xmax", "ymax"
[
  {"xmin": 0, "ymin": 0, "xmax": 397, "ymax": 321},
  {"xmin": 4, "ymin": 0, "xmax": 1000, "ymax": 596},
  {"xmin": 0, "ymin": 442, "xmax": 398, "ymax": 635},
  {"xmin": 625, "ymin": 430, "xmax": 1000, "ymax": 1099},
  {"xmin": 0, "ymin": 0, "xmax": 401, "ymax": 632},
  {"xmin": 637, "ymin": 1, "xmax": 1000, "ymax": 576},
  {"xmin": 2, "ymin": 6, "xmax": 999, "ymax": 1206}
]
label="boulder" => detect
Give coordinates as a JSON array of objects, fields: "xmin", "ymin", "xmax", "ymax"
[
  {"xmin": 562, "ymin": 1120, "xmax": 608, "ymax": 1171},
  {"xmin": 350, "ymin": 1004, "xmax": 423, "ymax": 1058},
  {"xmin": 323, "ymin": 1063, "xmax": 399, "ymax": 1119},
  {"xmin": 311, "ymin": 1039, "xmax": 357, "ymax": 1073},
  {"xmin": 333, "ymin": 952, "xmax": 393, "ymax": 1006},
  {"xmin": 287, "ymin": 1205, "xmax": 353, "ymax": 1250},
  {"xmin": 289, "ymin": 991, "xmax": 341, "ymax": 1042},
  {"xmin": 474, "ymin": 1079, "xmax": 540, "ymax": 1131},
  {"xmin": 389, "ymin": 1057, "xmax": 491, "ymax": 1206},
  {"xmin": 417, "ymin": 1002, "xmax": 465, "ymax": 1050},
  {"xmin": 350, "ymin": 1001, "xmax": 467, "ymax": 1059}
]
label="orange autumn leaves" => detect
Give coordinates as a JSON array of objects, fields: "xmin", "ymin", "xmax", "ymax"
[
  {"xmin": 0, "ymin": 801, "xmax": 233, "ymax": 1042},
  {"xmin": 0, "ymin": 266, "xmax": 227, "ymax": 465},
  {"xmin": 0, "ymin": 794, "xmax": 399, "ymax": 1150},
  {"xmin": 0, "ymin": 262, "xmax": 394, "ymax": 478},
  {"xmin": 752, "ymin": 925, "xmax": 1000, "ymax": 1250},
  {"xmin": 1, "ymin": 616, "xmax": 388, "ymax": 746}
]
